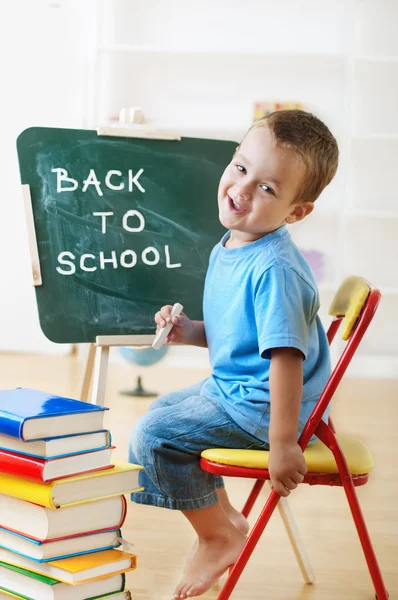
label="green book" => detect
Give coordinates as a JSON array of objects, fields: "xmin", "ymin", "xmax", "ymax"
[
  {"xmin": 0, "ymin": 585, "xmax": 33, "ymax": 600},
  {"xmin": 0, "ymin": 560, "xmax": 125, "ymax": 600},
  {"xmin": 0, "ymin": 592, "xmax": 131, "ymax": 600},
  {"xmin": 0, "ymin": 560, "xmax": 59, "ymax": 584}
]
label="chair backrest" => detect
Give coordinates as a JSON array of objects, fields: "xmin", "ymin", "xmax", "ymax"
[{"xmin": 298, "ymin": 276, "xmax": 381, "ymax": 450}]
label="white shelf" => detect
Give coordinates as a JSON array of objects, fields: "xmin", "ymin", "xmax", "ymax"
[
  {"xmin": 347, "ymin": 210, "xmax": 398, "ymax": 220},
  {"xmin": 353, "ymin": 133, "xmax": 398, "ymax": 141},
  {"xmin": 178, "ymin": 128, "xmax": 244, "ymax": 141},
  {"xmin": 99, "ymin": 44, "xmax": 346, "ymax": 60},
  {"xmin": 355, "ymin": 55, "xmax": 398, "ymax": 63},
  {"xmin": 92, "ymin": 1, "xmax": 398, "ymax": 375}
]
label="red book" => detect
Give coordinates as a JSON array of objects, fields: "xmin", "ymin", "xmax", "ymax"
[{"xmin": 0, "ymin": 447, "xmax": 114, "ymax": 482}]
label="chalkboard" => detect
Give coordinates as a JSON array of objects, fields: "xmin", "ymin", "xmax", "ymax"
[{"xmin": 17, "ymin": 127, "xmax": 236, "ymax": 343}]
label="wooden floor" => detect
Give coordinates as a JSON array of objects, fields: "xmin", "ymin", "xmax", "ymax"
[{"xmin": 0, "ymin": 352, "xmax": 397, "ymax": 600}]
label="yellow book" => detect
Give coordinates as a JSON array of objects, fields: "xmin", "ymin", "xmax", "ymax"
[
  {"xmin": 0, "ymin": 548, "xmax": 136, "ymax": 585},
  {"xmin": 0, "ymin": 461, "xmax": 143, "ymax": 508},
  {"xmin": 0, "ymin": 591, "xmax": 19, "ymax": 599}
]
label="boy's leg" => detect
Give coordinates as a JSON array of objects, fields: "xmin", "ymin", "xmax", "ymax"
[
  {"xmin": 128, "ymin": 393, "xmax": 223, "ymax": 510},
  {"xmin": 216, "ymin": 487, "xmax": 250, "ymax": 533},
  {"xmin": 128, "ymin": 380, "xmax": 226, "ymax": 501},
  {"xmin": 184, "ymin": 486, "xmax": 249, "ymax": 570},
  {"xmin": 128, "ymin": 391, "xmax": 267, "ymax": 510},
  {"xmin": 128, "ymin": 393, "xmax": 267, "ymax": 598},
  {"xmin": 174, "ymin": 504, "xmax": 247, "ymax": 599},
  {"xmin": 147, "ymin": 380, "xmax": 206, "ymax": 412}
]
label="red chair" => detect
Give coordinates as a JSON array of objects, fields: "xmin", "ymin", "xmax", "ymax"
[{"xmin": 201, "ymin": 276, "xmax": 388, "ymax": 600}]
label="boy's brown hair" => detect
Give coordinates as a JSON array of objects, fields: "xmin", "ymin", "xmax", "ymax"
[{"xmin": 252, "ymin": 109, "xmax": 339, "ymax": 204}]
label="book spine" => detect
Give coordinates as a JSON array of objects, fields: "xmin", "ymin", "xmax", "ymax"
[
  {"xmin": 1, "ymin": 527, "xmax": 121, "ymax": 546},
  {"xmin": 0, "ymin": 450, "xmax": 44, "ymax": 482},
  {"xmin": 0, "ymin": 586, "xmax": 33, "ymax": 599},
  {"xmin": 0, "ymin": 524, "xmax": 124, "ymax": 544},
  {"xmin": 0, "ymin": 542, "xmax": 121, "ymax": 563},
  {"xmin": 0, "ymin": 430, "xmax": 112, "ymax": 460},
  {"xmin": 119, "ymin": 495, "xmax": 128, "ymax": 528},
  {"xmin": 0, "ymin": 444, "xmax": 110, "ymax": 461},
  {"xmin": 0, "ymin": 555, "xmax": 136, "ymax": 586},
  {"xmin": 0, "ymin": 415, "xmax": 23, "ymax": 440},
  {"xmin": 0, "ymin": 473, "xmax": 55, "ymax": 508}
]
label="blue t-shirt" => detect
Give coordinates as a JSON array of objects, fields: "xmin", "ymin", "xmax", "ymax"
[{"xmin": 200, "ymin": 225, "xmax": 331, "ymax": 443}]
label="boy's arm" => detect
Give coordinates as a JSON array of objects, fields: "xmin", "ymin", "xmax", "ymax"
[
  {"xmin": 268, "ymin": 347, "xmax": 308, "ymax": 497},
  {"xmin": 187, "ymin": 320, "xmax": 207, "ymax": 347}
]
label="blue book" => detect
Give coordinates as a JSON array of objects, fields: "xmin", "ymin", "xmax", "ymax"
[
  {"xmin": 0, "ymin": 527, "xmax": 121, "ymax": 562},
  {"xmin": 0, "ymin": 388, "xmax": 108, "ymax": 441},
  {"xmin": 0, "ymin": 431, "xmax": 112, "ymax": 460}
]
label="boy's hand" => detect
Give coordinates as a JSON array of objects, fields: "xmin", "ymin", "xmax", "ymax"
[
  {"xmin": 154, "ymin": 305, "xmax": 194, "ymax": 345},
  {"xmin": 268, "ymin": 442, "xmax": 307, "ymax": 497}
]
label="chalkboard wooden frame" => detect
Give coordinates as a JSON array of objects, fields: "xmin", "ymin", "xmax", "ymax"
[{"xmin": 17, "ymin": 127, "xmax": 237, "ymax": 344}]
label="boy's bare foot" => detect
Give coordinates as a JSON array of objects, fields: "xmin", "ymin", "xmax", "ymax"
[{"xmin": 173, "ymin": 524, "xmax": 246, "ymax": 599}]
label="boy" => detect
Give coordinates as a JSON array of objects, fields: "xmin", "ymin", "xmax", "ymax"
[{"xmin": 128, "ymin": 110, "xmax": 339, "ymax": 599}]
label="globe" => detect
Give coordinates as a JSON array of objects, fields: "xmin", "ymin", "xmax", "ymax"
[{"xmin": 119, "ymin": 345, "xmax": 168, "ymax": 397}]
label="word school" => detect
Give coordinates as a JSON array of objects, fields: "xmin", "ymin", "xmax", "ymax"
[{"xmin": 52, "ymin": 167, "xmax": 182, "ymax": 274}]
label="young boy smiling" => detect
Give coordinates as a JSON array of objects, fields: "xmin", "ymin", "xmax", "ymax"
[{"xmin": 129, "ymin": 110, "xmax": 339, "ymax": 599}]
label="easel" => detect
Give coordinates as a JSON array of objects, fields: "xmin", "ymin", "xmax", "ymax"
[
  {"xmin": 80, "ymin": 107, "xmax": 181, "ymax": 407},
  {"xmin": 80, "ymin": 333, "xmax": 155, "ymax": 406},
  {"xmin": 23, "ymin": 106, "xmax": 314, "ymax": 583}
]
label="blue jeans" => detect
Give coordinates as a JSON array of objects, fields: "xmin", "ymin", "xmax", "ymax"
[{"xmin": 128, "ymin": 379, "xmax": 269, "ymax": 510}]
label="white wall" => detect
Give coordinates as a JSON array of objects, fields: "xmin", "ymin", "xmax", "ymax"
[
  {"xmin": 88, "ymin": 0, "xmax": 398, "ymax": 376},
  {"xmin": 0, "ymin": 0, "xmax": 97, "ymax": 353},
  {"xmin": 2, "ymin": 0, "xmax": 398, "ymax": 378}
]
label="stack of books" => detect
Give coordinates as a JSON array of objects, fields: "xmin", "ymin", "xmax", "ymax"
[{"xmin": 0, "ymin": 388, "xmax": 143, "ymax": 600}]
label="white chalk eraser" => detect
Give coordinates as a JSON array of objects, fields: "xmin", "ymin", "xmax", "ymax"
[{"xmin": 152, "ymin": 303, "xmax": 184, "ymax": 350}]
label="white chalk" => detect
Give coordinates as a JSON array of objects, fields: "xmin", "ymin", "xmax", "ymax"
[{"xmin": 152, "ymin": 303, "xmax": 184, "ymax": 350}]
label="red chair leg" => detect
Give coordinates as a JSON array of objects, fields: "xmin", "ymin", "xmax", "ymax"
[
  {"xmin": 241, "ymin": 479, "xmax": 265, "ymax": 518},
  {"xmin": 342, "ymin": 476, "xmax": 388, "ymax": 600},
  {"xmin": 217, "ymin": 489, "xmax": 280, "ymax": 600},
  {"xmin": 318, "ymin": 422, "xmax": 388, "ymax": 600}
]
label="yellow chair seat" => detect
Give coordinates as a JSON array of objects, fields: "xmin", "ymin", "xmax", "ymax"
[{"xmin": 201, "ymin": 434, "xmax": 374, "ymax": 476}]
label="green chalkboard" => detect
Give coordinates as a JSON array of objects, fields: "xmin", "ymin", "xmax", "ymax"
[{"xmin": 17, "ymin": 127, "xmax": 236, "ymax": 343}]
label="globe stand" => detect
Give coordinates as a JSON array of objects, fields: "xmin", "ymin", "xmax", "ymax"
[{"xmin": 120, "ymin": 375, "xmax": 158, "ymax": 398}]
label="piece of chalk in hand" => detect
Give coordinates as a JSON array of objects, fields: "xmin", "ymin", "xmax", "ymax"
[{"xmin": 152, "ymin": 303, "xmax": 184, "ymax": 350}]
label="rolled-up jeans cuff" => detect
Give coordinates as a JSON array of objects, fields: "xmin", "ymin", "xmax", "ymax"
[
  {"xmin": 131, "ymin": 489, "xmax": 219, "ymax": 510},
  {"xmin": 215, "ymin": 476, "xmax": 224, "ymax": 488}
]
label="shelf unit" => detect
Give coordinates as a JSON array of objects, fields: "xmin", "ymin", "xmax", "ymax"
[
  {"xmin": 89, "ymin": 0, "xmax": 398, "ymax": 375},
  {"xmin": 98, "ymin": 45, "xmax": 347, "ymax": 59}
]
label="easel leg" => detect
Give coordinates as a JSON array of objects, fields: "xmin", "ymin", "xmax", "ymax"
[
  {"xmin": 91, "ymin": 345, "xmax": 110, "ymax": 406},
  {"xmin": 270, "ymin": 483, "xmax": 315, "ymax": 584},
  {"xmin": 80, "ymin": 343, "xmax": 96, "ymax": 402}
]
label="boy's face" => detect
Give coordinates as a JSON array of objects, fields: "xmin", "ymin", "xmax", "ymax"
[{"xmin": 218, "ymin": 125, "xmax": 313, "ymax": 246}]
